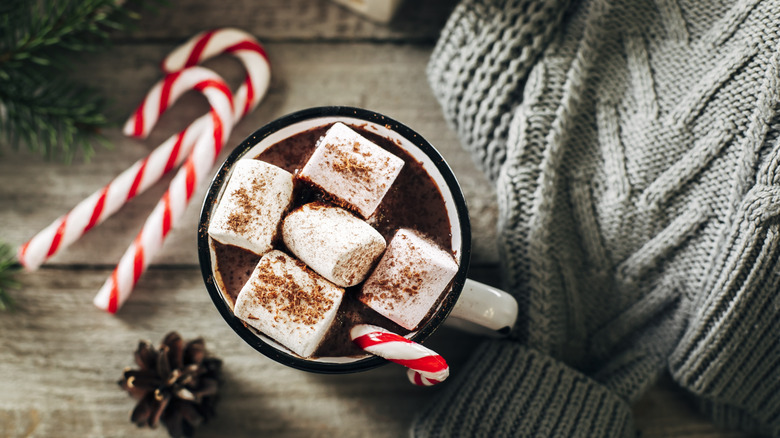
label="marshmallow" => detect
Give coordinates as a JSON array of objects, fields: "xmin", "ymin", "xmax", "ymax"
[
  {"xmin": 358, "ymin": 229, "xmax": 458, "ymax": 331},
  {"xmin": 208, "ymin": 159, "xmax": 293, "ymax": 255},
  {"xmin": 282, "ymin": 202, "xmax": 386, "ymax": 287},
  {"xmin": 234, "ymin": 250, "xmax": 345, "ymax": 358},
  {"xmin": 298, "ymin": 122, "xmax": 405, "ymax": 218}
]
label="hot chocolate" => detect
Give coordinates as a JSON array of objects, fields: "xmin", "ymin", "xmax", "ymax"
[{"xmin": 210, "ymin": 122, "xmax": 454, "ymax": 357}]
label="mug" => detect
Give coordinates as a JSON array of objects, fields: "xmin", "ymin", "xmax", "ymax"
[{"xmin": 198, "ymin": 106, "xmax": 517, "ymax": 373}]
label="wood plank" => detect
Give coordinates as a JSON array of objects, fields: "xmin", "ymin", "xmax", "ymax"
[
  {"xmin": 0, "ymin": 269, "xmax": 748, "ymax": 437},
  {"xmin": 0, "ymin": 268, "xmax": 476, "ymax": 438},
  {"xmin": 0, "ymin": 42, "xmax": 499, "ymax": 267},
  {"xmin": 125, "ymin": 0, "xmax": 456, "ymax": 42}
]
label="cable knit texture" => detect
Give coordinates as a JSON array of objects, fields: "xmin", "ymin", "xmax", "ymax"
[{"xmin": 417, "ymin": 0, "xmax": 780, "ymax": 436}]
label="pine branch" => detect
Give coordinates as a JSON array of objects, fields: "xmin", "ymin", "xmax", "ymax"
[
  {"xmin": 0, "ymin": 243, "xmax": 20, "ymax": 311},
  {"xmin": 0, "ymin": 0, "xmax": 149, "ymax": 162}
]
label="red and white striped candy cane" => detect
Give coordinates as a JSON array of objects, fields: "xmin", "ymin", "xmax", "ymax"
[
  {"xmin": 93, "ymin": 30, "xmax": 272, "ymax": 313},
  {"xmin": 18, "ymin": 29, "xmax": 272, "ymax": 272},
  {"xmin": 351, "ymin": 325, "xmax": 450, "ymax": 386},
  {"xmin": 161, "ymin": 28, "xmax": 271, "ymax": 123},
  {"xmin": 93, "ymin": 84, "xmax": 233, "ymax": 313},
  {"xmin": 17, "ymin": 67, "xmax": 232, "ymax": 271},
  {"xmin": 123, "ymin": 67, "xmax": 231, "ymax": 139}
]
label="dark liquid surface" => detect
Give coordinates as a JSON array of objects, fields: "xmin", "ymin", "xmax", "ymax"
[{"xmin": 212, "ymin": 123, "xmax": 452, "ymax": 357}]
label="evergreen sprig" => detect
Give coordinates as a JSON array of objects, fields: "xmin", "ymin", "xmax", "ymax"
[
  {"xmin": 0, "ymin": 0, "xmax": 145, "ymax": 162},
  {"xmin": 0, "ymin": 243, "xmax": 20, "ymax": 311}
]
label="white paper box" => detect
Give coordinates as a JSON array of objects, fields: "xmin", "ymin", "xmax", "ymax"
[{"xmin": 331, "ymin": 0, "xmax": 404, "ymax": 23}]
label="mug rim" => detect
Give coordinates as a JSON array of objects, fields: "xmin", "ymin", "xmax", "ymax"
[{"xmin": 197, "ymin": 106, "xmax": 472, "ymax": 373}]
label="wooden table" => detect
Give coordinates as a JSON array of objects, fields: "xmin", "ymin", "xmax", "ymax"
[{"xmin": 0, "ymin": 1, "xmax": 754, "ymax": 437}]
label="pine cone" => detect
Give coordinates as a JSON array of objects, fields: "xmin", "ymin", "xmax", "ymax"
[{"xmin": 119, "ymin": 332, "xmax": 222, "ymax": 438}]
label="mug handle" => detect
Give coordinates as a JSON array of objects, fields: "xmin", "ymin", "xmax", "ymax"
[{"xmin": 445, "ymin": 279, "xmax": 518, "ymax": 337}]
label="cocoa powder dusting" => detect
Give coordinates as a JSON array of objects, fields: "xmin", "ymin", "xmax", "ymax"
[
  {"xmin": 251, "ymin": 256, "xmax": 335, "ymax": 327},
  {"xmin": 215, "ymin": 122, "xmax": 454, "ymax": 358},
  {"xmin": 225, "ymin": 188, "xmax": 252, "ymax": 234},
  {"xmin": 327, "ymin": 142, "xmax": 373, "ymax": 189},
  {"xmin": 225, "ymin": 177, "xmax": 268, "ymax": 234},
  {"xmin": 368, "ymin": 265, "xmax": 426, "ymax": 309}
]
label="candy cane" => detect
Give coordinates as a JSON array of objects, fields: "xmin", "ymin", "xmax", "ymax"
[
  {"xmin": 161, "ymin": 28, "xmax": 271, "ymax": 123},
  {"xmin": 92, "ymin": 30, "xmax": 271, "ymax": 313},
  {"xmin": 17, "ymin": 29, "xmax": 271, "ymax": 272},
  {"xmin": 93, "ymin": 87, "xmax": 233, "ymax": 313},
  {"xmin": 17, "ymin": 67, "xmax": 233, "ymax": 271},
  {"xmin": 351, "ymin": 325, "xmax": 450, "ymax": 386}
]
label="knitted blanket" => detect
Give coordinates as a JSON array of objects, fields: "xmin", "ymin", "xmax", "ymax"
[{"xmin": 418, "ymin": 0, "xmax": 780, "ymax": 436}]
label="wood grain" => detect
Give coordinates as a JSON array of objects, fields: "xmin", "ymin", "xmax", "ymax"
[
  {"xmin": 0, "ymin": 268, "xmax": 750, "ymax": 438},
  {"xmin": 0, "ymin": 269, "xmax": 472, "ymax": 438},
  {"xmin": 124, "ymin": 0, "xmax": 456, "ymax": 42},
  {"xmin": 0, "ymin": 42, "xmax": 499, "ymax": 267}
]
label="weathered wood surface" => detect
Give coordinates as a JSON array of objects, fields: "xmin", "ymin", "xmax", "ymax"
[
  {"xmin": 1, "ymin": 41, "xmax": 500, "ymax": 267},
  {"xmin": 0, "ymin": 1, "xmax": 752, "ymax": 437},
  {"xmin": 125, "ymin": 0, "xmax": 456, "ymax": 42},
  {"xmin": 0, "ymin": 270, "xmax": 749, "ymax": 438}
]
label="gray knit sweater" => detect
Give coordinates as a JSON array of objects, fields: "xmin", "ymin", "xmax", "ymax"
[{"xmin": 416, "ymin": 0, "xmax": 780, "ymax": 436}]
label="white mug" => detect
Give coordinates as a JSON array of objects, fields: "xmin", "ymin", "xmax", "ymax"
[{"xmin": 198, "ymin": 106, "xmax": 517, "ymax": 373}]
